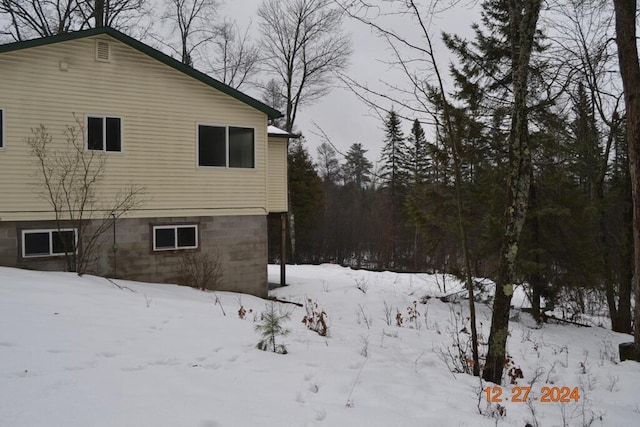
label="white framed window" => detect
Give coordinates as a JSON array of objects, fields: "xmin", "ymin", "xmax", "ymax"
[
  {"xmin": 87, "ymin": 115, "xmax": 122, "ymax": 152},
  {"xmin": 152, "ymin": 225, "xmax": 198, "ymax": 251},
  {"xmin": 22, "ymin": 228, "xmax": 77, "ymax": 258},
  {"xmin": 198, "ymin": 124, "xmax": 255, "ymax": 168},
  {"xmin": 0, "ymin": 108, "xmax": 4, "ymax": 149}
]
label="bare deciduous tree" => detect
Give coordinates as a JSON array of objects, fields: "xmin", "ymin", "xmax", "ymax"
[
  {"xmin": 159, "ymin": 0, "xmax": 220, "ymax": 66},
  {"xmin": 207, "ymin": 20, "xmax": 259, "ymax": 89},
  {"xmin": 0, "ymin": 0, "xmax": 146, "ymax": 41},
  {"xmin": 258, "ymin": 0, "xmax": 351, "ymax": 266},
  {"xmin": 551, "ymin": 0, "xmax": 630, "ymax": 333},
  {"xmin": 27, "ymin": 120, "xmax": 144, "ymax": 275},
  {"xmin": 262, "ymin": 78, "xmax": 287, "ymax": 128},
  {"xmin": 257, "ymin": 0, "xmax": 352, "ymax": 132},
  {"xmin": 0, "ymin": 0, "xmax": 82, "ymax": 40},
  {"xmin": 78, "ymin": 0, "xmax": 146, "ymax": 29},
  {"xmin": 317, "ymin": 142, "xmax": 341, "ymax": 184}
]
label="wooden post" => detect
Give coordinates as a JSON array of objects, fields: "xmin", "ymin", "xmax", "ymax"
[{"xmin": 280, "ymin": 212, "xmax": 286, "ymax": 286}]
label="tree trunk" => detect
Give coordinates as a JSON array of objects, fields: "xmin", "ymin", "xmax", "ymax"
[
  {"xmin": 618, "ymin": 191, "xmax": 633, "ymax": 332},
  {"xmin": 95, "ymin": 0, "xmax": 105, "ymax": 27},
  {"xmin": 529, "ymin": 181, "xmax": 545, "ymax": 324},
  {"xmin": 483, "ymin": 0, "xmax": 541, "ymax": 384},
  {"xmin": 613, "ymin": 0, "xmax": 640, "ymax": 360}
]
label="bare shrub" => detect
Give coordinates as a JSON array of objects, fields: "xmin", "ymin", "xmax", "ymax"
[
  {"xmin": 238, "ymin": 306, "xmax": 247, "ymax": 320},
  {"xmin": 505, "ymin": 356, "xmax": 524, "ymax": 384},
  {"xmin": 357, "ymin": 304, "xmax": 371, "ymax": 329},
  {"xmin": 28, "ymin": 121, "xmax": 144, "ymax": 275},
  {"xmin": 382, "ymin": 300, "xmax": 393, "ymax": 326},
  {"xmin": 359, "ymin": 334, "xmax": 369, "ymax": 357},
  {"xmin": 396, "ymin": 309, "xmax": 403, "ymax": 327},
  {"xmin": 407, "ymin": 300, "xmax": 420, "ymax": 329},
  {"xmin": 437, "ymin": 306, "xmax": 481, "ymax": 375},
  {"xmin": 302, "ymin": 298, "xmax": 328, "ymax": 337},
  {"xmin": 598, "ymin": 336, "xmax": 619, "ymax": 366},
  {"xmin": 210, "ymin": 294, "xmax": 227, "ymax": 316},
  {"xmin": 178, "ymin": 249, "xmax": 223, "ymax": 291},
  {"xmin": 354, "ymin": 277, "xmax": 369, "ymax": 293}
]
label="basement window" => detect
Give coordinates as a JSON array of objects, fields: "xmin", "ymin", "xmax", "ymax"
[
  {"xmin": 153, "ymin": 225, "xmax": 198, "ymax": 251},
  {"xmin": 22, "ymin": 229, "xmax": 77, "ymax": 258},
  {"xmin": 87, "ymin": 116, "xmax": 122, "ymax": 152}
]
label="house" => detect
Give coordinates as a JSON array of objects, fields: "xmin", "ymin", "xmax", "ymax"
[{"xmin": 0, "ymin": 27, "xmax": 291, "ymax": 297}]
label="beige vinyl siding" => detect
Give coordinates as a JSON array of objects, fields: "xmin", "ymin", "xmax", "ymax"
[
  {"xmin": 267, "ymin": 136, "xmax": 288, "ymax": 212},
  {"xmin": 0, "ymin": 35, "xmax": 271, "ymax": 221}
]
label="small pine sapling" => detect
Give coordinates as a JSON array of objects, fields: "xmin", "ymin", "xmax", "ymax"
[{"xmin": 255, "ymin": 303, "xmax": 290, "ymax": 354}]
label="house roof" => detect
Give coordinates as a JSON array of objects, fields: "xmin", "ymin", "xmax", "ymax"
[
  {"xmin": 267, "ymin": 126, "xmax": 299, "ymax": 138},
  {"xmin": 0, "ymin": 27, "xmax": 283, "ymax": 120}
]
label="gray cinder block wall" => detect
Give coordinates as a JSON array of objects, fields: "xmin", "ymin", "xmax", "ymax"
[{"xmin": 0, "ymin": 215, "xmax": 268, "ymax": 297}]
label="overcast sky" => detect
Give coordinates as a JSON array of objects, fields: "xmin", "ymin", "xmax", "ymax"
[{"xmin": 222, "ymin": 0, "xmax": 480, "ymax": 166}]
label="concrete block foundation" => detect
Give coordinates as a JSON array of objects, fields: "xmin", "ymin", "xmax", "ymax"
[{"xmin": 0, "ymin": 215, "xmax": 268, "ymax": 297}]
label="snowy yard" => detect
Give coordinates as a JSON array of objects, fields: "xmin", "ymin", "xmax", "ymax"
[{"xmin": 0, "ymin": 265, "xmax": 638, "ymax": 426}]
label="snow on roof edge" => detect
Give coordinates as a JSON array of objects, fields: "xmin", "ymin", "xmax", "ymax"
[{"xmin": 268, "ymin": 126, "xmax": 299, "ymax": 138}]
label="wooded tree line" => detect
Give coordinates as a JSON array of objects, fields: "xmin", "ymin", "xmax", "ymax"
[
  {"xmin": 272, "ymin": 0, "xmax": 640, "ymax": 373},
  {"xmin": 282, "ymin": 89, "xmax": 631, "ymax": 329}
]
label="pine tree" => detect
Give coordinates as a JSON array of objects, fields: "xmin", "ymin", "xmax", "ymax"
[
  {"xmin": 255, "ymin": 303, "xmax": 291, "ymax": 354},
  {"xmin": 403, "ymin": 119, "xmax": 430, "ymax": 188},
  {"xmin": 316, "ymin": 142, "xmax": 342, "ymax": 261},
  {"xmin": 379, "ymin": 109, "xmax": 408, "ymax": 192},
  {"xmin": 341, "ymin": 143, "xmax": 374, "ymax": 266},
  {"xmin": 379, "ymin": 110, "xmax": 409, "ymax": 266},
  {"xmin": 402, "ymin": 119, "xmax": 430, "ymax": 269},
  {"xmin": 288, "ymin": 138, "xmax": 324, "ymax": 262}
]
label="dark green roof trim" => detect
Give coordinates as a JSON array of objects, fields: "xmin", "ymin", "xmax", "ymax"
[{"xmin": 0, "ymin": 27, "xmax": 283, "ymax": 120}]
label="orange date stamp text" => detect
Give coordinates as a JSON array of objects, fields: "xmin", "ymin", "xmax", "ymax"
[{"xmin": 484, "ymin": 386, "xmax": 580, "ymax": 403}]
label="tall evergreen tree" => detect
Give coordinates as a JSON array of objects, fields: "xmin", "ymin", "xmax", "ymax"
[
  {"xmin": 341, "ymin": 143, "xmax": 374, "ymax": 266},
  {"xmin": 402, "ymin": 119, "xmax": 430, "ymax": 269},
  {"xmin": 379, "ymin": 109, "xmax": 409, "ymax": 266},
  {"xmin": 288, "ymin": 138, "xmax": 324, "ymax": 263},
  {"xmin": 316, "ymin": 142, "xmax": 342, "ymax": 261},
  {"xmin": 380, "ymin": 109, "xmax": 408, "ymax": 191},
  {"xmin": 403, "ymin": 119, "xmax": 430, "ymax": 188}
]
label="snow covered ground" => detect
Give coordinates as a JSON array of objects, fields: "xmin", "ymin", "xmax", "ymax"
[{"xmin": 0, "ymin": 264, "xmax": 638, "ymax": 426}]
